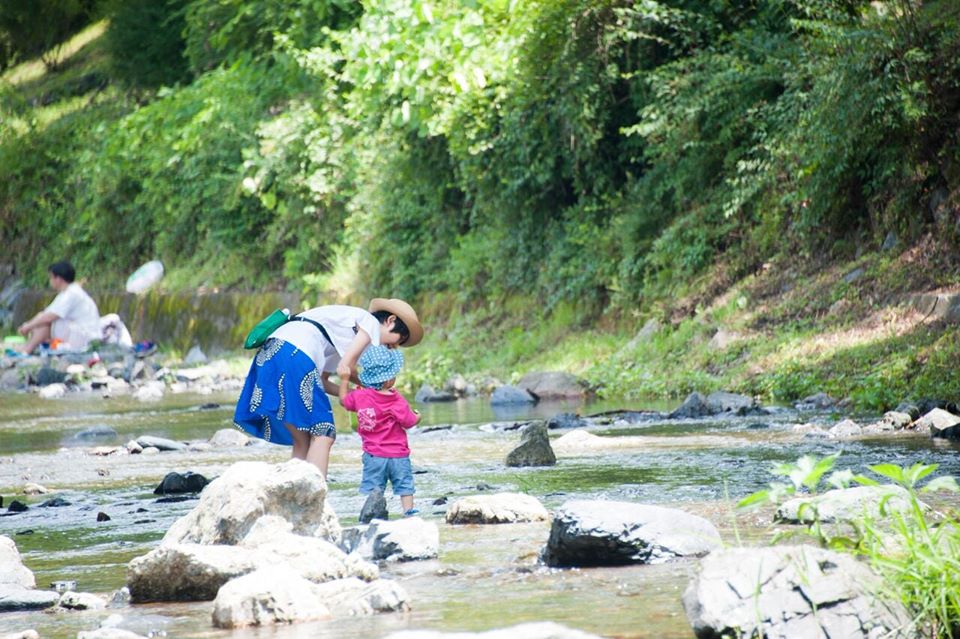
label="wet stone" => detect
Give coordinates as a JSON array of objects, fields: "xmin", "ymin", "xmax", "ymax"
[
  {"xmin": 7, "ymin": 500, "xmax": 27, "ymax": 513},
  {"xmin": 97, "ymin": 512, "xmax": 111, "ymax": 522},
  {"xmin": 39, "ymin": 497, "xmax": 71, "ymax": 508},
  {"xmin": 359, "ymin": 489, "xmax": 388, "ymax": 524},
  {"xmin": 546, "ymin": 413, "xmax": 587, "ymax": 430},
  {"xmin": 154, "ymin": 471, "xmax": 210, "ymax": 495},
  {"xmin": 505, "ymin": 422, "xmax": 556, "ymax": 467},
  {"xmin": 72, "ymin": 425, "xmax": 119, "ymax": 440}
]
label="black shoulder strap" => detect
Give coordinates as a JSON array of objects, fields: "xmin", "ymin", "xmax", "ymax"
[{"xmin": 290, "ymin": 315, "xmax": 333, "ymax": 346}]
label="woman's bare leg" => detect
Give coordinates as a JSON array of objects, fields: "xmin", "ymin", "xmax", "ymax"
[
  {"xmin": 285, "ymin": 424, "xmax": 310, "ymax": 460},
  {"xmin": 305, "ymin": 435, "xmax": 335, "ymax": 477}
]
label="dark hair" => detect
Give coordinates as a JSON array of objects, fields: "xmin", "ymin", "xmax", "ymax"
[
  {"xmin": 371, "ymin": 309, "xmax": 410, "ymax": 345},
  {"xmin": 48, "ymin": 261, "xmax": 76, "ymax": 283}
]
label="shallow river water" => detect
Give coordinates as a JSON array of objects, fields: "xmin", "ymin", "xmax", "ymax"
[{"xmin": 1, "ymin": 391, "xmax": 959, "ymax": 638}]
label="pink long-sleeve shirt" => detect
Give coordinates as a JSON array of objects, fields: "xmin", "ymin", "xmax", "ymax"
[{"xmin": 342, "ymin": 387, "xmax": 419, "ymax": 457}]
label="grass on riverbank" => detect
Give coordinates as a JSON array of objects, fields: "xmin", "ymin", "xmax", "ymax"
[{"xmin": 403, "ymin": 236, "xmax": 960, "ymax": 412}]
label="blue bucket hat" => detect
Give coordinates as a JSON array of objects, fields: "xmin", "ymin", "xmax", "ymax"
[{"xmin": 358, "ymin": 345, "xmax": 404, "ymax": 389}]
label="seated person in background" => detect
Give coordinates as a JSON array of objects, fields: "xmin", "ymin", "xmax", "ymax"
[{"xmin": 17, "ymin": 261, "xmax": 101, "ymax": 354}]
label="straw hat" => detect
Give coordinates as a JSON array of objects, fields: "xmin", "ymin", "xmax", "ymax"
[{"xmin": 368, "ymin": 298, "xmax": 424, "ymax": 347}]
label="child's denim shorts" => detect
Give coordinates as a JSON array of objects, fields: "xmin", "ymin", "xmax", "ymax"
[{"xmin": 360, "ymin": 452, "xmax": 415, "ymax": 496}]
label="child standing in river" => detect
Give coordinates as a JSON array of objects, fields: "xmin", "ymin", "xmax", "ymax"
[{"xmin": 339, "ymin": 345, "xmax": 421, "ymax": 516}]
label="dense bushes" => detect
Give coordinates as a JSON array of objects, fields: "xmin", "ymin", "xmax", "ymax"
[{"xmin": 2, "ymin": 0, "xmax": 959, "ymax": 309}]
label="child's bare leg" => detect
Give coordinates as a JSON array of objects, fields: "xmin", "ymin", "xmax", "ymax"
[
  {"xmin": 21, "ymin": 324, "xmax": 50, "ymax": 354},
  {"xmin": 401, "ymin": 495, "xmax": 414, "ymax": 512},
  {"xmin": 285, "ymin": 424, "xmax": 310, "ymax": 460}
]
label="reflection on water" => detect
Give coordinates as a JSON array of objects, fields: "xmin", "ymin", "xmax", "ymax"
[{"xmin": 1, "ymin": 391, "xmax": 959, "ymax": 638}]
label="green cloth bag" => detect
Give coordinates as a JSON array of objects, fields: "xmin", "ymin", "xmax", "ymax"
[{"xmin": 244, "ymin": 308, "xmax": 290, "ymax": 349}]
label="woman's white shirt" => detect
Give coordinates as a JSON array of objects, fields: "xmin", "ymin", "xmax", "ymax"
[{"xmin": 270, "ymin": 305, "xmax": 381, "ymax": 373}]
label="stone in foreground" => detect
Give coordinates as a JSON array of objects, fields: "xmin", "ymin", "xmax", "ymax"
[
  {"xmin": 541, "ymin": 500, "xmax": 722, "ymax": 567},
  {"xmin": 775, "ymin": 485, "xmax": 922, "ymax": 524},
  {"xmin": 211, "ymin": 567, "xmax": 331, "ymax": 628},
  {"xmin": 162, "ymin": 459, "xmax": 340, "ymax": 546},
  {"xmin": 382, "ymin": 622, "xmax": 603, "ymax": 639},
  {"xmin": 683, "ymin": 546, "xmax": 910, "ymax": 638},
  {"xmin": 341, "ymin": 517, "xmax": 439, "ymax": 562},
  {"xmin": 446, "ymin": 493, "xmax": 549, "ymax": 525},
  {"xmin": 0, "ymin": 536, "xmax": 35, "ymax": 588}
]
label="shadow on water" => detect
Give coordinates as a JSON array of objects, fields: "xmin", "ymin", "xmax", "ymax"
[{"xmin": 1, "ymin": 391, "xmax": 960, "ymax": 637}]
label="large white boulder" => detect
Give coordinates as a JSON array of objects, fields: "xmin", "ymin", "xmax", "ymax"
[
  {"xmin": 446, "ymin": 493, "xmax": 549, "ymax": 524},
  {"xmin": 127, "ymin": 544, "xmax": 260, "ymax": 602},
  {"xmin": 683, "ymin": 546, "xmax": 910, "ymax": 638},
  {"xmin": 541, "ymin": 500, "xmax": 722, "ymax": 567},
  {"xmin": 162, "ymin": 459, "xmax": 340, "ymax": 546},
  {"xmin": 0, "ymin": 536, "xmax": 35, "ymax": 588}
]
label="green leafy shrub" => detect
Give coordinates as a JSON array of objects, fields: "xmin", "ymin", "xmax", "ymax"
[
  {"xmin": 102, "ymin": 0, "xmax": 191, "ymax": 88},
  {"xmin": 740, "ymin": 454, "xmax": 960, "ymax": 636}
]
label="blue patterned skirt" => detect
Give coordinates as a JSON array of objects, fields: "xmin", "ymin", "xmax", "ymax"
[{"xmin": 233, "ymin": 338, "xmax": 336, "ymax": 445}]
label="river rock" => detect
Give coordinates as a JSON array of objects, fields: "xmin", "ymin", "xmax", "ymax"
[
  {"xmin": 490, "ymin": 385, "xmax": 537, "ymax": 405},
  {"xmin": 125, "ymin": 440, "xmax": 142, "ymax": 454},
  {"xmin": 211, "ymin": 567, "xmax": 332, "ymax": 628},
  {"xmin": 183, "ymin": 345, "xmax": 207, "ymax": 365},
  {"xmin": 22, "ymin": 483, "xmax": 48, "ymax": 496},
  {"xmin": 34, "ymin": 367, "xmax": 67, "ymax": 386},
  {"xmin": 2, "ymin": 631, "xmax": 40, "ymax": 639},
  {"xmin": 917, "ymin": 408, "xmax": 960, "ymax": 438},
  {"xmin": 58, "ymin": 590, "xmax": 106, "ymax": 610},
  {"xmin": 359, "ymin": 488, "xmax": 388, "ymax": 524},
  {"xmin": 77, "ymin": 630, "xmax": 148, "ymax": 639},
  {"xmin": 415, "ymin": 384, "xmax": 456, "ymax": 403},
  {"xmin": 73, "ymin": 425, "xmax": 119, "ymax": 440},
  {"xmin": 209, "ymin": 428, "xmax": 249, "ymax": 447},
  {"xmin": 444, "ymin": 374, "xmax": 476, "ymax": 398},
  {"xmin": 505, "ymin": 422, "xmax": 556, "ymax": 467},
  {"xmin": 775, "ymin": 485, "xmax": 921, "ymax": 524},
  {"xmin": 239, "ymin": 516, "xmax": 378, "ymax": 583},
  {"xmin": 828, "ymin": 418, "xmax": 862, "ymax": 438},
  {"xmin": 705, "ymin": 391, "xmax": 761, "ymax": 415},
  {"xmin": 446, "ymin": 493, "xmax": 549, "ymax": 524},
  {"xmin": 518, "ymin": 371, "xmax": 590, "ymax": 399},
  {"xmin": 0, "ymin": 368, "xmax": 21, "ymax": 390},
  {"xmin": 135, "ymin": 435, "xmax": 186, "ymax": 451},
  {"xmin": 132, "ymin": 381, "xmax": 164, "ymax": 401},
  {"xmin": 154, "ymin": 471, "xmax": 209, "ymax": 495},
  {"xmin": 0, "ymin": 535, "xmax": 35, "ymax": 588},
  {"xmin": 382, "ymin": 622, "xmax": 603, "ymax": 639},
  {"xmin": 38, "ymin": 383, "xmax": 66, "ymax": 399},
  {"xmin": 683, "ymin": 545, "xmax": 910, "ymax": 638},
  {"xmin": 311, "ymin": 576, "xmax": 409, "ymax": 616},
  {"xmin": 668, "ymin": 392, "xmax": 712, "ymax": 419},
  {"xmin": 546, "ymin": 413, "xmax": 587, "ymax": 430},
  {"xmin": 794, "ymin": 392, "xmax": 835, "ymax": 410},
  {"xmin": 161, "ymin": 459, "xmax": 340, "ymax": 546},
  {"xmin": 341, "ymin": 517, "xmax": 439, "ymax": 562},
  {"xmin": 127, "ymin": 543, "xmax": 262, "ymax": 602},
  {"xmin": 0, "ymin": 584, "xmax": 60, "ymax": 612},
  {"xmin": 542, "ymin": 500, "xmax": 721, "ymax": 567}
]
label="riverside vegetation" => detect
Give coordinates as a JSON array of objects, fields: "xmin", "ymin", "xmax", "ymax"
[
  {"xmin": 1, "ymin": 4, "xmax": 960, "ymax": 633},
  {"xmin": 2, "ymin": 0, "xmax": 959, "ymax": 411}
]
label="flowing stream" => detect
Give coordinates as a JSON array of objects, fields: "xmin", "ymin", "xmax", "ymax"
[{"xmin": 1, "ymin": 391, "xmax": 959, "ymax": 638}]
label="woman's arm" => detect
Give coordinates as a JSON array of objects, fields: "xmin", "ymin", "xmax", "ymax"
[
  {"xmin": 18, "ymin": 311, "xmax": 58, "ymax": 335},
  {"xmin": 336, "ymin": 327, "xmax": 372, "ymax": 380},
  {"xmin": 338, "ymin": 374, "xmax": 351, "ymax": 406}
]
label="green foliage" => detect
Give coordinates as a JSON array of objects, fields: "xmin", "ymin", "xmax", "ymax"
[
  {"xmin": 182, "ymin": 0, "xmax": 359, "ymax": 74},
  {"xmin": 102, "ymin": 0, "xmax": 191, "ymax": 88},
  {"xmin": 739, "ymin": 454, "xmax": 960, "ymax": 637},
  {"xmin": 0, "ymin": 0, "xmax": 93, "ymax": 70}
]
